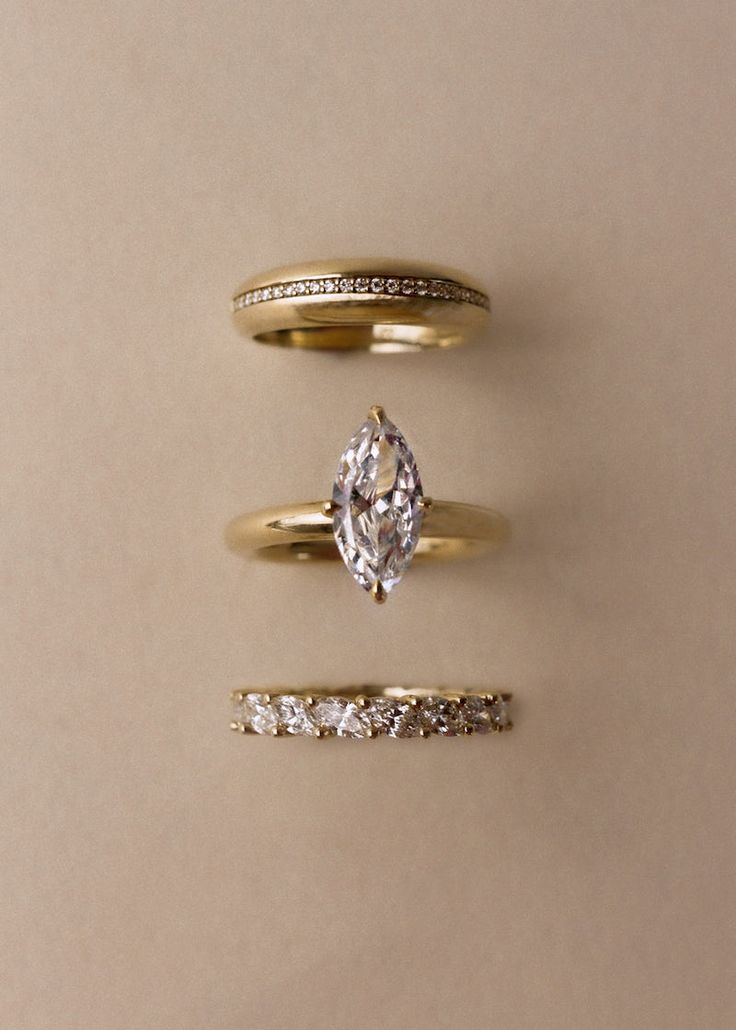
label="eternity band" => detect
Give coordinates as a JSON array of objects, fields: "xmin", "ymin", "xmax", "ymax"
[
  {"xmin": 230, "ymin": 688, "xmax": 513, "ymax": 739},
  {"xmin": 231, "ymin": 259, "xmax": 490, "ymax": 352}
]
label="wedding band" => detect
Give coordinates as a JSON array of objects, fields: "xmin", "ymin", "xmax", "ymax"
[
  {"xmin": 231, "ymin": 258, "xmax": 490, "ymax": 352},
  {"xmin": 226, "ymin": 406, "xmax": 510, "ymax": 602},
  {"xmin": 230, "ymin": 688, "xmax": 513, "ymax": 739}
]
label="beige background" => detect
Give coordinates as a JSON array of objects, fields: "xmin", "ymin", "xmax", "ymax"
[{"xmin": 2, "ymin": 2, "xmax": 735, "ymax": 1028}]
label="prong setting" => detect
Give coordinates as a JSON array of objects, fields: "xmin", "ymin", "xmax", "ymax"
[
  {"xmin": 370, "ymin": 581, "xmax": 387, "ymax": 604},
  {"xmin": 231, "ymin": 692, "xmax": 512, "ymax": 739}
]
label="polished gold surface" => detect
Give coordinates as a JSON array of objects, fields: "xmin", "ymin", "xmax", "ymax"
[
  {"xmin": 225, "ymin": 499, "xmax": 510, "ymax": 563},
  {"xmin": 231, "ymin": 258, "xmax": 491, "ymax": 351}
]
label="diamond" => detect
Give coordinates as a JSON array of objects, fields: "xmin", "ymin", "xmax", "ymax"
[
  {"xmin": 273, "ymin": 695, "xmax": 318, "ymax": 736},
  {"xmin": 332, "ymin": 412, "xmax": 424, "ymax": 596},
  {"xmin": 369, "ymin": 698, "xmax": 420, "ymax": 738},
  {"xmin": 243, "ymin": 693, "xmax": 278, "ymax": 734},
  {"xmin": 489, "ymin": 698, "xmax": 510, "ymax": 728},
  {"xmin": 313, "ymin": 697, "xmax": 371, "ymax": 738},
  {"xmin": 421, "ymin": 698, "xmax": 463, "ymax": 736},
  {"xmin": 231, "ymin": 694, "xmax": 247, "ymax": 725},
  {"xmin": 462, "ymin": 696, "xmax": 493, "ymax": 734},
  {"xmin": 234, "ymin": 276, "xmax": 489, "ymax": 316}
]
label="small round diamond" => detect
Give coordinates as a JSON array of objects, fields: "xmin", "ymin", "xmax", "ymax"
[
  {"xmin": 339, "ymin": 278, "xmax": 355, "ymax": 292},
  {"xmin": 386, "ymin": 278, "xmax": 401, "ymax": 293},
  {"xmin": 323, "ymin": 279, "xmax": 338, "ymax": 292},
  {"xmin": 370, "ymin": 277, "xmax": 385, "ymax": 292},
  {"xmin": 308, "ymin": 280, "xmax": 322, "ymax": 294},
  {"xmin": 294, "ymin": 281, "xmax": 307, "ymax": 295},
  {"xmin": 354, "ymin": 277, "xmax": 370, "ymax": 292},
  {"xmin": 401, "ymin": 279, "xmax": 415, "ymax": 294},
  {"xmin": 415, "ymin": 279, "xmax": 428, "ymax": 295},
  {"xmin": 271, "ymin": 284, "xmax": 284, "ymax": 299}
]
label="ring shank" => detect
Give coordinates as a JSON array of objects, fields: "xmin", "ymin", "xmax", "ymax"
[
  {"xmin": 225, "ymin": 500, "xmax": 510, "ymax": 563},
  {"xmin": 232, "ymin": 259, "xmax": 491, "ymax": 352}
]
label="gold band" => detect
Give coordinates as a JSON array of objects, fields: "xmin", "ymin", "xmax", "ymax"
[
  {"xmin": 231, "ymin": 258, "xmax": 490, "ymax": 352},
  {"xmin": 225, "ymin": 500, "xmax": 510, "ymax": 563},
  {"xmin": 230, "ymin": 688, "xmax": 513, "ymax": 739}
]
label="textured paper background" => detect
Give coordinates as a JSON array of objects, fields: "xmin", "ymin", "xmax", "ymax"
[{"xmin": 2, "ymin": 3, "xmax": 735, "ymax": 1028}]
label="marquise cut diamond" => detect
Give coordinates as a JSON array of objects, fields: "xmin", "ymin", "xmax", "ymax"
[
  {"xmin": 243, "ymin": 693, "xmax": 278, "ymax": 735},
  {"xmin": 273, "ymin": 695, "xmax": 318, "ymax": 736},
  {"xmin": 332, "ymin": 411, "xmax": 423, "ymax": 596},
  {"xmin": 232, "ymin": 692, "xmax": 512, "ymax": 738},
  {"xmin": 313, "ymin": 698, "xmax": 372, "ymax": 738}
]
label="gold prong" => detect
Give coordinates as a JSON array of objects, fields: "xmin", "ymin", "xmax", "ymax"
[
  {"xmin": 365, "ymin": 726, "xmax": 377, "ymax": 739},
  {"xmin": 406, "ymin": 695, "xmax": 419, "ymax": 707},
  {"xmin": 262, "ymin": 693, "xmax": 271, "ymax": 704},
  {"xmin": 239, "ymin": 724, "xmax": 248, "ymax": 734},
  {"xmin": 419, "ymin": 496, "xmax": 434, "ymax": 511},
  {"xmin": 322, "ymin": 499, "xmax": 339, "ymax": 517},
  {"xmin": 463, "ymin": 725, "xmax": 474, "ymax": 736},
  {"xmin": 314, "ymin": 726, "xmax": 327, "ymax": 738},
  {"xmin": 270, "ymin": 725, "xmax": 281, "ymax": 737},
  {"xmin": 419, "ymin": 726, "xmax": 432, "ymax": 738},
  {"xmin": 370, "ymin": 581, "xmax": 387, "ymax": 604},
  {"xmin": 368, "ymin": 404, "xmax": 385, "ymax": 424},
  {"xmin": 303, "ymin": 695, "xmax": 314, "ymax": 707},
  {"xmin": 355, "ymin": 695, "xmax": 369, "ymax": 708},
  {"xmin": 229, "ymin": 721, "xmax": 240, "ymax": 732}
]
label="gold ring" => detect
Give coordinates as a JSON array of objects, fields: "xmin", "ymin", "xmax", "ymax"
[
  {"xmin": 230, "ymin": 688, "xmax": 513, "ymax": 739},
  {"xmin": 231, "ymin": 258, "xmax": 490, "ymax": 352},
  {"xmin": 226, "ymin": 405, "xmax": 510, "ymax": 602}
]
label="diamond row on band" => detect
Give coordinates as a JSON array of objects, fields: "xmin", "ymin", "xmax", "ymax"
[
  {"xmin": 232, "ymin": 276, "xmax": 490, "ymax": 312},
  {"xmin": 230, "ymin": 693, "xmax": 511, "ymax": 739}
]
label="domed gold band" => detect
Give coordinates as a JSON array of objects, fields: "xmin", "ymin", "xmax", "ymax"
[
  {"xmin": 231, "ymin": 259, "xmax": 490, "ymax": 352},
  {"xmin": 225, "ymin": 499, "xmax": 510, "ymax": 564}
]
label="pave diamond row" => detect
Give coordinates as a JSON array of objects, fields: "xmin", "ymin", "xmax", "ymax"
[
  {"xmin": 230, "ymin": 692, "xmax": 511, "ymax": 739},
  {"xmin": 233, "ymin": 276, "xmax": 490, "ymax": 312}
]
